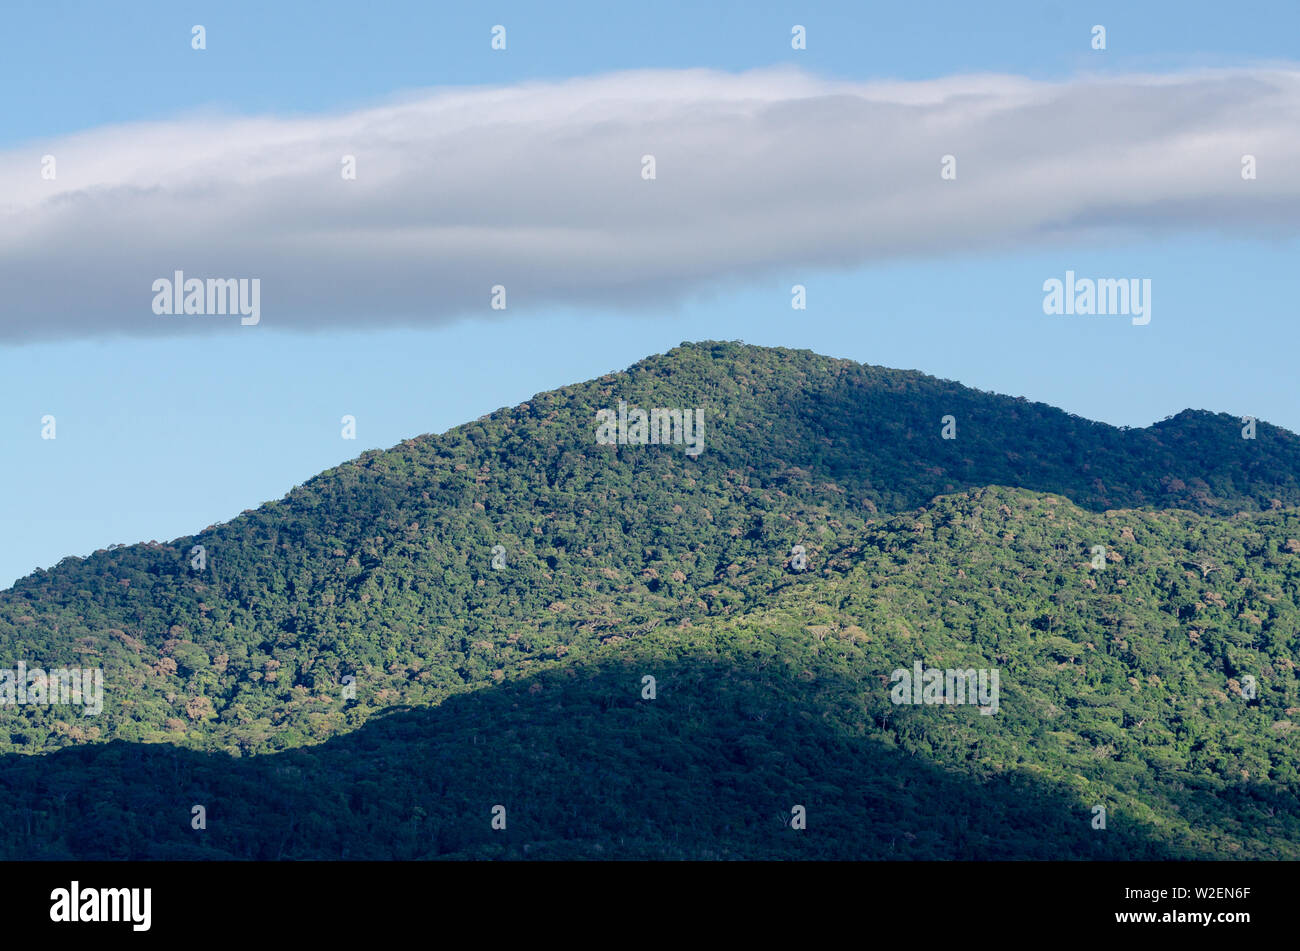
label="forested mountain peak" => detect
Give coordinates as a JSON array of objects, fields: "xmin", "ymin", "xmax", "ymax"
[{"xmin": 2, "ymin": 342, "xmax": 1299, "ymax": 859}]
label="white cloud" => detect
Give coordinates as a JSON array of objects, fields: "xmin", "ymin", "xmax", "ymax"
[{"xmin": 2, "ymin": 66, "xmax": 1298, "ymax": 341}]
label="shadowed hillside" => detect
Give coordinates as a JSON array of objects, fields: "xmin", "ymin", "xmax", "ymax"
[{"xmin": 0, "ymin": 652, "xmax": 1192, "ymax": 861}]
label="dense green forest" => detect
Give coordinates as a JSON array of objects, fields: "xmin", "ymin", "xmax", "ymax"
[{"xmin": 1, "ymin": 342, "xmax": 1298, "ymax": 858}]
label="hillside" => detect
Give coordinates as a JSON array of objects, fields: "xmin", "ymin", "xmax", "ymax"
[
  {"xmin": 2, "ymin": 486, "xmax": 1298, "ymax": 858},
  {"xmin": 3, "ymin": 341, "xmax": 1299, "ymax": 755},
  {"xmin": 1, "ymin": 342, "xmax": 1298, "ymax": 859}
]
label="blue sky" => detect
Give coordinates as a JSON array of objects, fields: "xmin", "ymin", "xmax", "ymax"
[{"xmin": 2, "ymin": 0, "xmax": 1299, "ymax": 588}]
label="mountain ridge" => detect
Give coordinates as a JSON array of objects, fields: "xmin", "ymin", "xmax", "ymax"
[{"xmin": 13, "ymin": 340, "xmax": 1298, "ymax": 591}]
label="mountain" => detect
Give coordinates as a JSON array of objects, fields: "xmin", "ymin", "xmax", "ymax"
[{"xmin": 1, "ymin": 341, "xmax": 1298, "ymax": 859}]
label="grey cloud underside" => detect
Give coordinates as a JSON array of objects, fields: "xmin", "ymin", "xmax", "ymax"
[{"xmin": 2, "ymin": 67, "xmax": 1298, "ymax": 342}]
